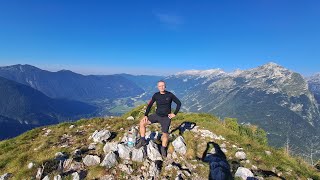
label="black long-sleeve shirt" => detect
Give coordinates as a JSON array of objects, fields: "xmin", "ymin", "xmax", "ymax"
[{"xmin": 144, "ymin": 90, "xmax": 181, "ymax": 117}]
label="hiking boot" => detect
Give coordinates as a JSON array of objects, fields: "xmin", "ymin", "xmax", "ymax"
[
  {"xmin": 160, "ymin": 146, "xmax": 167, "ymax": 158},
  {"xmin": 135, "ymin": 138, "xmax": 147, "ymax": 149}
]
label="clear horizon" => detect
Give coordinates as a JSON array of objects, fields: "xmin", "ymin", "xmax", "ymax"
[{"xmin": 0, "ymin": 1, "xmax": 319, "ymax": 76}]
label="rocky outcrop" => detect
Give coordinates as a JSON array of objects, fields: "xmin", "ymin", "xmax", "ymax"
[{"xmin": 1, "ymin": 123, "xmax": 295, "ymax": 180}]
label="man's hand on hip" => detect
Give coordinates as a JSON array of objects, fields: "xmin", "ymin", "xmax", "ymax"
[
  {"xmin": 168, "ymin": 113, "xmax": 176, "ymax": 119},
  {"xmin": 143, "ymin": 116, "xmax": 149, "ymax": 124}
]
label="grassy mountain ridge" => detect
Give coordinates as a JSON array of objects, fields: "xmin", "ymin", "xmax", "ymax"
[
  {"xmin": 0, "ymin": 76, "xmax": 97, "ymax": 139},
  {"xmin": 0, "ymin": 105, "xmax": 319, "ymax": 179}
]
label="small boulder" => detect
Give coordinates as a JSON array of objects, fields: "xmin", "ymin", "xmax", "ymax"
[
  {"xmin": 27, "ymin": 162, "xmax": 34, "ymax": 169},
  {"xmin": 172, "ymin": 136, "xmax": 187, "ymax": 155},
  {"xmin": 235, "ymin": 167, "xmax": 254, "ymax": 180},
  {"xmin": 103, "ymin": 142, "xmax": 118, "ymax": 154},
  {"xmin": 63, "ymin": 158, "xmax": 73, "ymax": 170},
  {"xmin": 43, "ymin": 129, "xmax": 52, "ymax": 136},
  {"xmin": 69, "ymin": 125, "xmax": 75, "ymax": 129},
  {"xmin": 88, "ymin": 143, "xmax": 97, "ymax": 150},
  {"xmin": 118, "ymin": 143, "xmax": 131, "ymax": 160},
  {"xmin": 90, "ymin": 129, "xmax": 111, "ymax": 143},
  {"xmin": 71, "ymin": 172, "xmax": 80, "ymax": 180},
  {"xmin": 0, "ymin": 173, "xmax": 12, "ymax": 180},
  {"xmin": 100, "ymin": 151, "xmax": 118, "ymax": 169},
  {"xmin": 251, "ymin": 165, "xmax": 258, "ymax": 170},
  {"xmin": 126, "ymin": 116, "xmax": 135, "ymax": 120},
  {"xmin": 147, "ymin": 141, "xmax": 163, "ymax": 161},
  {"xmin": 83, "ymin": 155, "xmax": 101, "ymax": 166},
  {"xmin": 64, "ymin": 160, "xmax": 85, "ymax": 172},
  {"xmin": 235, "ymin": 151, "xmax": 246, "ymax": 160},
  {"xmin": 265, "ymin": 150, "xmax": 272, "ymax": 156},
  {"xmin": 131, "ymin": 147, "xmax": 145, "ymax": 162}
]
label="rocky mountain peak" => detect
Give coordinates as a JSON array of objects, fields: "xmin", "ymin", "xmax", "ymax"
[
  {"xmin": 175, "ymin": 68, "xmax": 226, "ymax": 78},
  {"xmin": 260, "ymin": 62, "xmax": 283, "ymax": 69},
  {"xmin": 242, "ymin": 62, "xmax": 292, "ymax": 80},
  {"xmin": 307, "ymin": 73, "xmax": 320, "ymax": 82}
]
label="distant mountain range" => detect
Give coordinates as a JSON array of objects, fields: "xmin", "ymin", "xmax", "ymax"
[
  {"xmin": 0, "ymin": 63, "xmax": 319, "ymax": 158},
  {"xmin": 163, "ymin": 63, "xmax": 320, "ymax": 156},
  {"xmin": 0, "ymin": 76, "xmax": 97, "ymax": 139},
  {"xmin": 0, "ymin": 64, "xmax": 144, "ymax": 102}
]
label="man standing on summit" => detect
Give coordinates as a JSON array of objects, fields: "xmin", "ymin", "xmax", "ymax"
[{"xmin": 135, "ymin": 80, "xmax": 182, "ymax": 158}]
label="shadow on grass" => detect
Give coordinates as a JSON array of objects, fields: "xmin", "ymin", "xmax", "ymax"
[{"xmin": 201, "ymin": 142, "xmax": 233, "ymax": 180}]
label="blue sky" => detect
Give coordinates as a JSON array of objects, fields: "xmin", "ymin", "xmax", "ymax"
[{"xmin": 0, "ymin": 0, "xmax": 319, "ymax": 75}]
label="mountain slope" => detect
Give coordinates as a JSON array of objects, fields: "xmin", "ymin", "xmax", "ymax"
[
  {"xmin": 0, "ymin": 115, "xmax": 37, "ymax": 141},
  {"xmin": 163, "ymin": 62, "xmax": 320, "ymax": 156},
  {"xmin": 0, "ymin": 64, "xmax": 144, "ymax": 102},
  {"xmin": 116, "ymin": 73, "xmax": 164, "ymax": 92},
  {"xmin": 0, "ymin": 76, "xmax": 97, "ymax": 139},
  {"xmin": 0, "ymin": 105, "xmax": 318, "ymax": 179},
  {"xmin": 307, "ymin": 73, "xmax": 320, "ymax": 105}
]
